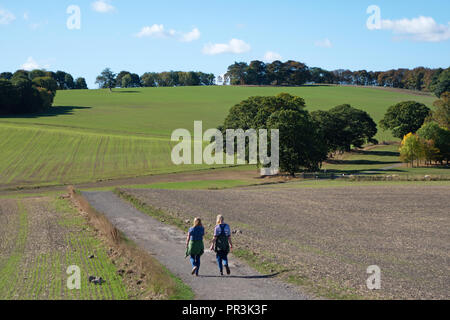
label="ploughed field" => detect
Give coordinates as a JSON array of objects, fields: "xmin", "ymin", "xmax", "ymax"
[
  {"xmin": 0, "ymin": 86, "xmax": 435, "ymax": 188},
  {"xmin": 119, "ymin": 183, "xmax": 450, "ymax": 299},
  {"xmin": 0, "ymin": 195, "xmax": 128, "ymax": 300}
]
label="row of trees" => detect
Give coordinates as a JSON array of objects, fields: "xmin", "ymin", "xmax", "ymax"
[
  {"xmin": 381, "ymin": 94, "xmax": 450, "ymax": 166},
  {"xmin": 224, "ymin": 61, "xmax": 310, "ymax": 87},
  {"xmin": 0, "ymin": 70, "xmax": 88, "ymax": 91},
  {"xmin": 0, "ymin": 69, "xmax": 88, "ymax": 115},
  {"xmin": 95, "ymin": 68, "xmax": 215, "ymax": 90},
  {"xmin": 224, "ymin": 61, "xmax": 450, "ymax": 97},
  {"xmin": 221, "ymin": 93, "xmax": 379, "ymax": 175}
]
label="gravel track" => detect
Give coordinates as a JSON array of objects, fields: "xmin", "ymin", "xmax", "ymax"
[{"xmin": 82, "ymin": 191, "xmax": 309, "ymax": 300}]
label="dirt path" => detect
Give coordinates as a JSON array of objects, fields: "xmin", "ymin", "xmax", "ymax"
[{"xmin": 82, "ymin": 191, "xmax": 309, "ymax": 300}]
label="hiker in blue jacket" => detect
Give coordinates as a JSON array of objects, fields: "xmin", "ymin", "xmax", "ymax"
[
  {"xmin": 210, "ymin": 215, "xmax": 233, "ymax": 276},
  {"xmin": 186, "ymin": 217, "xmax": 205, "ymax": 276}
]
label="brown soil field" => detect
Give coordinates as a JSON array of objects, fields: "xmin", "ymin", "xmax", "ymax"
[{"xmin": 122, "ymin": 184, "xmax": 450, "ymax": 299}]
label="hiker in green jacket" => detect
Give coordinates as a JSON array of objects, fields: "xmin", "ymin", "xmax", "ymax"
[{"xmin": 185, "ymin": 217, "xmax": 205, "ymax": 276}]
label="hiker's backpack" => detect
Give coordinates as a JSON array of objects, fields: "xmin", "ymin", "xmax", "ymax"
[{"xmin": 215, "ymin": 224, "xmax": 230, "ymax": 253}]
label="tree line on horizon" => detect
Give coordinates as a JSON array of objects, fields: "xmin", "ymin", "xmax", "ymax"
[
  {"xmin": 0, "ymin": 69, "xmax": 87, "ymax": 115},
  {"xmin": 0, "ymin": 70, "xmax": 88, "ymax": 91},
  {"xmin": 95, "ymin": 68, "xmax": 216, "ymax": 90},
  {"xmin": 224, "ymin": 61, "xmax": 450, "ymax": 98},
  {"xmin": 96, "ymin": 64, "xmax": 449, "ymax": 98}
]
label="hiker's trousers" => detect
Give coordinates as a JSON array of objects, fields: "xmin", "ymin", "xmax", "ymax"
[
  {"xmin": 190, "ymin": 255, "xmax": 201, "ymax": 275},
  {"xmin": 216, "ymin": 251, "xmax": 229, "ymax": 272}
]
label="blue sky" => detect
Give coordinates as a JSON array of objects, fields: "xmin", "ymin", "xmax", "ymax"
[{"xmin": 1, "ymin": 0, "xmax": 449, "ymax": 88}]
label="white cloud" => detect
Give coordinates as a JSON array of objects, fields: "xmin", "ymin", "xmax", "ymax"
[
  {"xmin": 20, "ymin": 57, "xmax": 40, "ymax": 71},
  {"xmin": 135, "ymin": 24, "xmax": 200, "ymax": 42},
  {"xmin": 180, "ymin": 28, "xmax": 200, "ymax": 42},
  {"xmin": 91, "ymin": 0, "xmax": 115, "ymax": 13},
  {"xmin": 23, "ymin": 12, "xmax": 29, "ymax": 21},
  {"xmin": 0, "ymin": 8, "xmax": 15, "ymax": 25},
  {"xmin": 314, "ymin": 38, "xmax": 333, "ymax": 48},
  {"xmin": 20, "ymin": 57, "xmax": 50, "ymax": 71},
  {"xmin": 380, "ymin": 16, "xmax": 450, "ymax": 42},
  {"xmin": 202, "ymin": 39, "xmax": 251, "ymax": 55},
  {"xmin": 136, "ymin": 24, "xmax": 167, "ymax": 38},
  {"xmin": 263, "ymin": 51, "xmax": 282, "ymax": 62}
]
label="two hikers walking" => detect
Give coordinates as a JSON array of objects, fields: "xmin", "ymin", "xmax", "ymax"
[{"xmin": 186, "ymin": 215, "xmax": 233, "ymax": 277}]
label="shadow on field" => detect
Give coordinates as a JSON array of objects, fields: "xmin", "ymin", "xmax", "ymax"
[
  {"xmin": 114, "ymin": 90, "xmax": 141, "ymax": 94},
  {"xmin": 300, "ymin": 84, "xmax": 334, "ymax": 88},
  {"xmin": 353, "ymin": 150, "xmax": 400, "ymax": 157},
  {"xmin": 326, "ymin": 159, "xmax": 400, "ymax": 166},
  {"xmin": 1, "ymin": 106, "xmax": 91, "ymax": 118},
  {"xmin": 324, "ymin": 168, "xmax": 404, "ymax": 175}
]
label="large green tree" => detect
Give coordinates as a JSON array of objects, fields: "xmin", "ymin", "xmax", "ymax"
[
  {"xmin": 95, "ymin": 68, "xmax": 116, "ymax": 91},
  {"xmin": 222, "ymin": 93, "xmax": 328, "ymax": 175},
  {"xmin": 267, "ymin": 109, "xmax": 328, "ymax": 174},
  {"xmin": 380, "ymin": 101, "xmax": 431, "ymax": 139},
  {"xmin": 312, "ymin": 104, "xmax": 378, "ymax": 152}
]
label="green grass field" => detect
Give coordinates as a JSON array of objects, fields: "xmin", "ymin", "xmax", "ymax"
[
  {"xmin": 0, "ymin": 196, "xmax": 128, "ymax": 300},
  {"xmin": 2, "ymin": 86, "xmax": 435, "ymax": 139},
  {"xmin": 0, "ymin": 86, "xmax": 437, "ymax": 188},
  {"xmin": 0, "ymin": 122, "xmax": 218, "ymax": 187}
]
